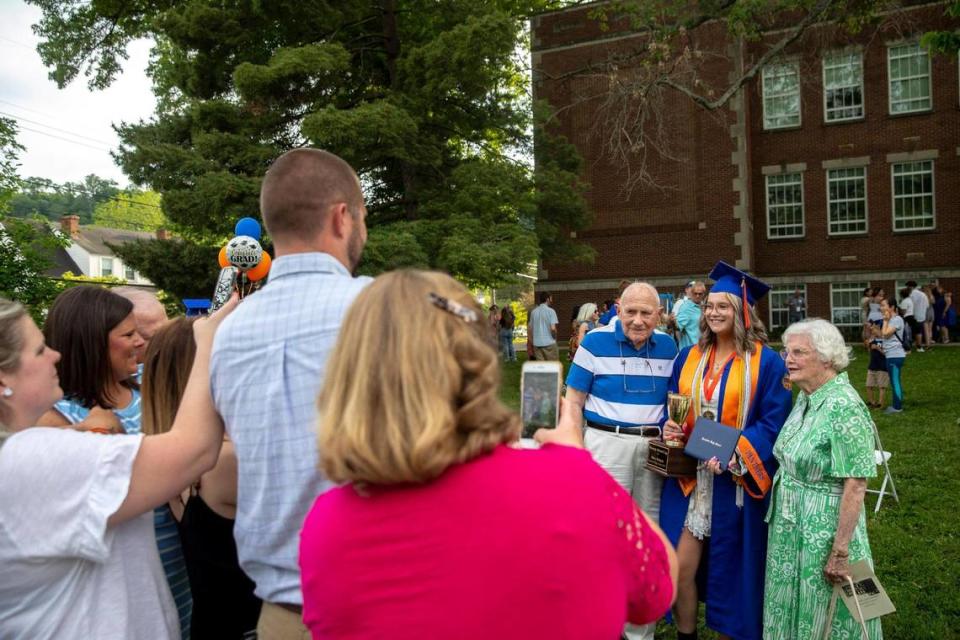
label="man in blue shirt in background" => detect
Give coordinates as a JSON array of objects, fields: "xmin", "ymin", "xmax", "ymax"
[
  {"xmin": 211, "ymin": 149, "xmax": 371, "ymax": 638},
  {"xmin": 674, "ymin": 281, "xmax": 705, "ymax": 349}
]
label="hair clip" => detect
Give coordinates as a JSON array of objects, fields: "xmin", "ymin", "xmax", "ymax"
[{"xmin": 428, "ymin": 292, "xmax": 479, "ymax": 323}]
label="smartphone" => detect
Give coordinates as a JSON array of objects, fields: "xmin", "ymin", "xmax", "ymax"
[
  {"xmin": 520, "ymin": 361, "xmax": 562, "ymax": 437},
  {"xmin": 210, "ymin": 266, "xmax": 238, "ymax": 312}
]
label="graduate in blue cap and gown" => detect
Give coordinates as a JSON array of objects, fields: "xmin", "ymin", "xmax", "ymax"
[{"xmin": 660, "ymin": 261, "xmax": 792, "ymax": 640}]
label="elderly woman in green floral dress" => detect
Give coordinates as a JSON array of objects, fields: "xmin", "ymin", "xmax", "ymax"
[{"xmin": 764, "ymin": 319, "xmax": 881, "ymax": 639}]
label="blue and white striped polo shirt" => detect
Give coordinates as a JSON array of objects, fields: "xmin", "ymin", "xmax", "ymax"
[{"xmin": 566, "ymin": 322, "xmax": 677, "ymax": 427}]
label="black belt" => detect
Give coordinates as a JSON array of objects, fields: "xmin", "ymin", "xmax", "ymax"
[{"xmin": 586, "ymin": 421, "xmax": 661, "ymax": 437}]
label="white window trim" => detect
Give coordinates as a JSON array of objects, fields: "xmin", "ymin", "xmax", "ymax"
[
  {"xmin": 890, "ymin": 160, "xmax": 936, "ymax": 232},
  {"xmin": 830, "ymin": 282, "xmax": 870, "ymax": 327},
  {"xmin": 768, "ymin": 284, "xmax": 808, "ymax": 329},
  {"xmin": 762, "ymin": 60, "xmax": 802, "ymax": 130},
  {"xmin": 765, "ymin": 172, "xmax": 806, "ymax": 239},
  {"xmin": 99, "ymin": 256, "xmax": 114, "ymax": 277},
  {"xmin": 887, "ymin": 41, "xmax": 932, "ymax": 115},
  {"xmin": 826, "ymin": 166, "xmax": 869, "ymax": 236},
  {"xmin": 822, "ymin": 50, "xmax": 865, "ymax": 123}
]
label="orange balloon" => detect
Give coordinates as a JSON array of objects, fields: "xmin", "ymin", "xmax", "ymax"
[
  {"xmin": 246, "ymin": 251, "xmax": 272, "ymax": 282},
  {"xmin": 218, "ymin": 245, "xmax": 230, "ymax": 268}
]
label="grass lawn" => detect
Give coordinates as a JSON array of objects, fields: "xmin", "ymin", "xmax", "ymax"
[{"xmin": 498, "ymin": 345, "xmax": 960, "ymax": 639}]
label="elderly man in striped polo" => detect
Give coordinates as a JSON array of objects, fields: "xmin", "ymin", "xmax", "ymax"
[{"xmin": 559, "ymin": 281, "xmax": 677, "ymax": 640}]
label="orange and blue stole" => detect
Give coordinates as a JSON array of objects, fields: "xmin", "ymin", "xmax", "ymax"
[{"xmin": 676, "ymin": 342, "xmax": 772, "ymax": 500}]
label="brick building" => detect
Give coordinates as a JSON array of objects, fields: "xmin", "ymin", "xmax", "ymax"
[{"xmin": 532, "ymin": 1, "xmax": 959, "ymax": 339}]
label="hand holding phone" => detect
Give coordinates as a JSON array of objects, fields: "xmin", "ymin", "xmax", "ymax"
[
  {"xmin": 211, "ymin": 266, "xmax": 239, "ymax": 312},
  {"xmin": 520, "ymin": 361, "xmax": 562, "ymax": 436}
]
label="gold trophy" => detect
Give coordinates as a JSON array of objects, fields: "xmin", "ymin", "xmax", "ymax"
[
  {"xmin": 666, "ymin": 393, "xmax": 692, "ymax": 446},
  {"xmin": 645, "ymin": 393, "xmax": 698, "ymax": 477}
]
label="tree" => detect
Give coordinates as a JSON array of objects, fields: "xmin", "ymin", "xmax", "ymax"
[
  {"xmin": 0, "ymin": 118, "xmax": 24, "ymax": 215},
  {"xmin": 0, "ymin": 216, "xmax": 68, "ymax": 322},
  {"xmin": 922, "ymin": 1, "xmax": 960, "ymax": 53},
  {"xmin": 28, "ymin": 0, "xmax": 593, "ymax": 291},
  {"xmin": 93, "ymin": 189, "xmax": 167, "ymax": 231},
  {"xmin": 111, "ymin": 236, "xmax": 221, "ymax": 302},
  {"xmin": 9, "ymin": 174, "xmax": 120, "ymax": 223}
]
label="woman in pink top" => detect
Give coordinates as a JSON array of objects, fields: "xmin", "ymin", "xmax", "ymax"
[{"xmin": 299, "ymin": 270, "xmax": 678, "ymax": 640}]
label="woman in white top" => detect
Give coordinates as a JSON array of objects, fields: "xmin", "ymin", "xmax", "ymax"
[{"xmin": 0, "ymin": 294, "xmax": 236, "ymax": 639}]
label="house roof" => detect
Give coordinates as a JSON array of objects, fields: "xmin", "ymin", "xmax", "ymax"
[
  {"xmin": 3, "ymin": 218, "xmax": 83, "ymax": 278},
  {"xmin": 71, "ymin": 226, "xmax": 155, "ymax": 256}
]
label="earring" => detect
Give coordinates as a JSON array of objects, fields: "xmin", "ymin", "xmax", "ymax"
[{"xmin": 1, "ymin": 387, "xmax": 12, "ymax": 398}]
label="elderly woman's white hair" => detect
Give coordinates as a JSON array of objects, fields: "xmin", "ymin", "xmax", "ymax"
[
  {"xmin": 576, "ymin": 302, "xmax": 598, "ymax": 324},
  {"xmin": 782, "ymin": 318, "xmax": 852, "ymax": 371}
]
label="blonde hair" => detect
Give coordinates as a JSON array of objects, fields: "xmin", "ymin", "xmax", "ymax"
[
  {"xmin": 698, "ymin": 292, "xmax": 768, "ymax": 356},
  {"xmin": 319, "ymin": 269, "xmax": 521, "ymax": 486},
  {"xmin": 576, "ymin": 302, "xmax": 597, "ymax": 324},
  {"xmin": 140, "ymin": 318, "xmax": 197, "ymax": 436},
  {"xmin": 0, "ymin": 299, "xmax": 28, "ymax": 430}
]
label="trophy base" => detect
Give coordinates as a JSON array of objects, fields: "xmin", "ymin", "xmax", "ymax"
[{"xmin": 645, "ymin": 440, "xmax": 699, "ymax": 478}]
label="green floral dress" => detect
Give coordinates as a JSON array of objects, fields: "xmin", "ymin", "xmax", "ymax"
[{"xmin": 763, "ymin": 373, "xmax": 882, "ymax": 639}]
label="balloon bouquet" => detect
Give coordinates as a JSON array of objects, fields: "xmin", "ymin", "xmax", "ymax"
[{"xmin": 211, "ymin": 217, "xmax": 272, "ymax": 310}]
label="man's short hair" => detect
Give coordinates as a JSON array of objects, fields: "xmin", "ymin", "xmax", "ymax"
[
  {"xmin": 906, "ymin": 280, "xmax": 917, "ymax": 288},
  {"xmin": 260, "ymin": 149, "xmax": 363, "ymax": 240},
  {"xmin": 538, "ymin": 291, "xmax": 551, "ymax": 304}
]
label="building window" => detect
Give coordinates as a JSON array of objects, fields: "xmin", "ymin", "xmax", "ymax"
[
  {"xmin": 124, "ymin": 265, "xmax": 136, "ymax": 281},
  {"xmin": 831, "ymin": 282, "xmax": 869, "ymax": 327},
  {"xmin": 763, "ymin": 62, "xmax": 801, "ymax": 129},
  {"xmin": 766, "ymin": 172, "xmax": 805, "ymax": 238},
  {"xmin": 888, "ymin": 43, "xmax": 931, "ymax": 114},
  {"xmin": 769, "ymin": 284, "xmax": 807, "ymax": 329},
  {"xmin": 823, "ymin": 51, "xmax": 864, "ymax": 121},
  {"xmin": 100, "ymin": 256, "xmax": 114, "ymax": 277},
  {"xmin": 891, "ymin": 160, "xmax": 935, "ymax": 231},
  {"xmin": 827, "ymin": 167, "xmax": 867, "ymax": 235}
]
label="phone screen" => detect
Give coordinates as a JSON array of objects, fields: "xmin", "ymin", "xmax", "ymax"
[{"xmin": 521, "ymin": 370, "xmax": 560, "ymax": 432}]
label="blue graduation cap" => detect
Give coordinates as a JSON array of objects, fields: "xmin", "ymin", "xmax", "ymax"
[{"xmin": 707, "ymin": 261, "xmax": 770, "ymax": 329}]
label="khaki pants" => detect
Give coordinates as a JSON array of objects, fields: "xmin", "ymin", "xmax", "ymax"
[
  {"xmin": 257, "ymin": 601, "xmax": 311, "ymax": 640},
  {"xmin": 585, "ymin": 427, "xmax": 664, "ymax": 640},
  {"xmin": 533, "ymin": 343, "xmax": 559, "ymax": 361}
]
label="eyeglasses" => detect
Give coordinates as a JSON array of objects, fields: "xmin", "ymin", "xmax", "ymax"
[
  {"xmin": 619, "ymin": 342, "xmax": 657, "ymax": 393},
  {"xmin": 779, "ymin": 348, "xmax": 814, "ymax": 360}
]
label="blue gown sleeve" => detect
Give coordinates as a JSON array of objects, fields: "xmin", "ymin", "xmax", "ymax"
[{"xmin": 668, "ymin": 346, "xmax": 691, "ymax": 395}]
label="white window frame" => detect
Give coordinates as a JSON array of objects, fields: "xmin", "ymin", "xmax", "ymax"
[
  {"xmin": 826, "ymin": 167, "xmax": 868, "ymax": 236},
  {"xmin": 823, "ymin": 51, "xmax": 865, "ymax": 122},
  {"xmin": 762, "ymin": 61, "xmax": 802, "ymax": 129},
  {"xmin": 768, "ymin": 284, "xmax": 808, "ymax": 329},
  {"xmin": 124, "ymin": 264, "xmax": 136, "ymax": 281},
  {"xmin": 887, "ymin": 42, "xmax": 932, "ymax": 114},
  {"xmin": 765, "ymin": 172, "xmax": 805, "ymax": 239},
  {"xmin": 100, "ymin": 256, "xmax": 114, "ymax": 277},
  {"xmin": 891, "ymin": 160, "xmax": 935, "ymax": 232},
  {"xmin": 831, "ymin": 282, "xmax": 870, "ymax": 327}
]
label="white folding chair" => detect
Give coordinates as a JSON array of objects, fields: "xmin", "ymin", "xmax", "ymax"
[{"xmin": 867, "ymin": 424, "xmax": 899, "ymax": 513}]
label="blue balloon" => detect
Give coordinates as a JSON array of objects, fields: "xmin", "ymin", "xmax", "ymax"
[{"xmin": 234, "ymin": 217, "xmax": 262, "ymax": 240}]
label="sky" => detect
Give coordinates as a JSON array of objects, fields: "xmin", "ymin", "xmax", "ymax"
[{"xmin": 0, "ymin": 0, "xmax": 155, "ymax": 187}]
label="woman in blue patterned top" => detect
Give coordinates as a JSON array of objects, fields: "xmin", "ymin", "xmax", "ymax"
[{"xmin": 37, "ymin": 285, "xmax": 193, "ymax": 639}]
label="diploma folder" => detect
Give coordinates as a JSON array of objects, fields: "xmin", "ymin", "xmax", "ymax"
[{"xmin": 684, "ymin": 417, "xmax": 741, "ymax": 470}]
